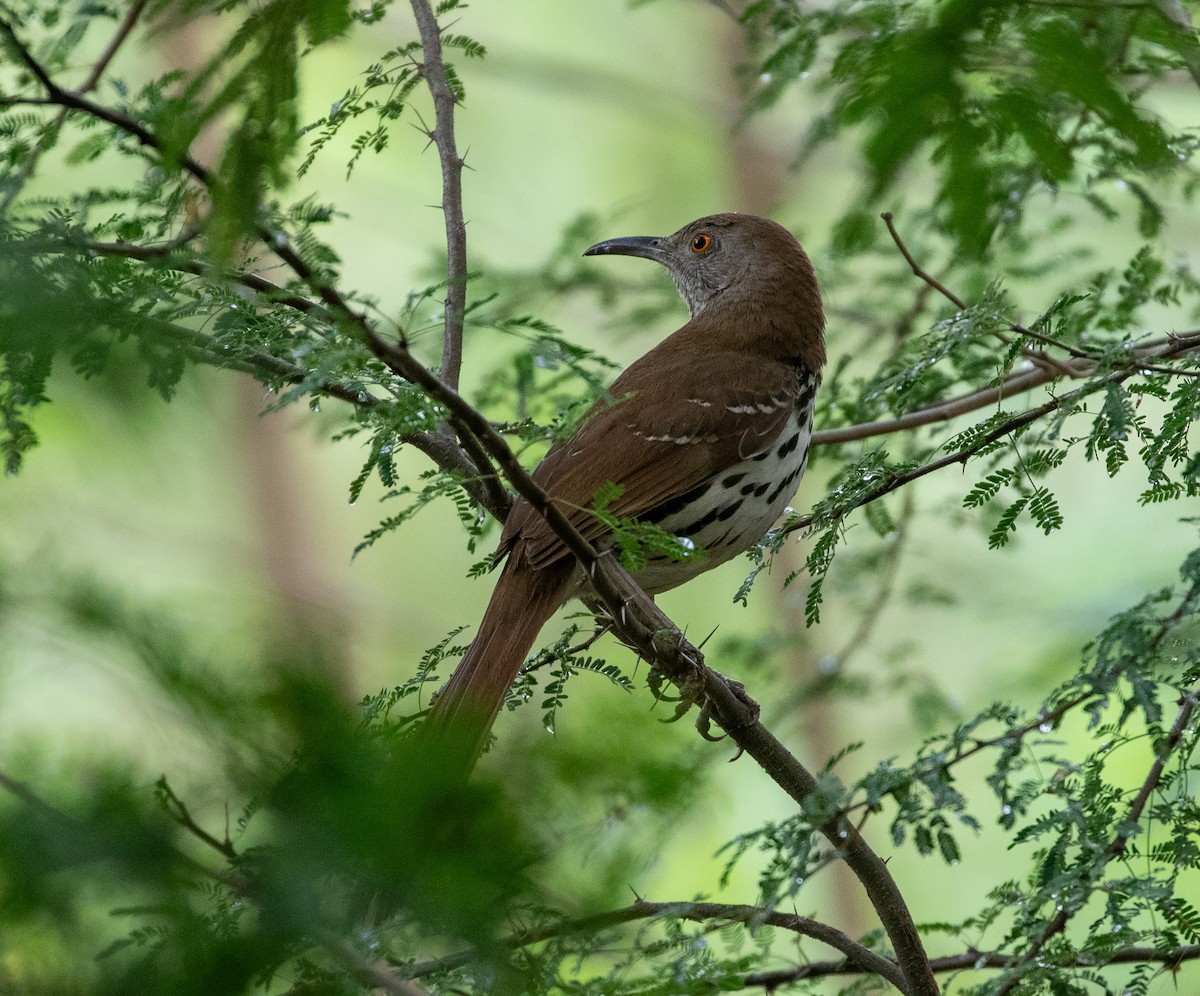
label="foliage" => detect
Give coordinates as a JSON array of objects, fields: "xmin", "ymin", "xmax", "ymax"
[{"xmin": 1, "ymin": 0, "xmax": 1199, "ymax": 994}]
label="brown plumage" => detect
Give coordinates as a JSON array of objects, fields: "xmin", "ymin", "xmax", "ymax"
[{"xmin": 423, "ymin": 214, "xmax": 827, "ymax": 772}]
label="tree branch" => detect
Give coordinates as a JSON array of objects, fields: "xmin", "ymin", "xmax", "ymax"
[
  {"xmin": 881, "ymin": 211, "xmax": 1091, "ymax": 370},
  {"xmin": 787, "ymin": 329, "xmax": 1200, "ymax": 539},
  {"xmin": 136, "ymin": 312, "xmax": 511, "ymax": 520},
  {"xmin": 995, "ymin": 674, "xmax": 1200, "ymax": 994},
  {"xmin": 811, "ymin": 365, "xmax": 1055, "ymax": 447},
  {"xmin": 743, "ymin": 944, "xmax": 1200, "ymax": 989},
  {"xmin": 0, "ymin": 2, "xmax": 149, "ymax": 213},
  {"xmin": 156, "ymin": 778, "xmax": 239, "ymax": 862},
  {"xmin": 881, "ymin": 211, "xmax": 967, "ymax": 311},
  {"xmin": 0, "ymin": 768, "xmax": 232, "ymax": 888},
  {"xmin": 0, "ymin": 14, "xmax": 212, "ymax": 186},
  {"xmin": 409, "ymin": 0, "xmax": 468, "ymax": 390},
  {"xmin": 80, "ymin": 1, "xmax": 149, "ymax": 94},
  {"xmin": 402, "ymin": 899, "xmax": 905, "ymax": 989},
  {"xmin": 320, "ymin": 932, "xmax": 430, "ymax": 996}
]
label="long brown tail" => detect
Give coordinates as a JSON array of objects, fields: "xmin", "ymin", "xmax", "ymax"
[{"xmin": 421, "ymin": 560, "xmax": 568, "ymax": 775}]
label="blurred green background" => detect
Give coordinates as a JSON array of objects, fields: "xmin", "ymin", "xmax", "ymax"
[{"xmin": 1, "ymin": 0, "xmax": 1197, "ymax": 985}]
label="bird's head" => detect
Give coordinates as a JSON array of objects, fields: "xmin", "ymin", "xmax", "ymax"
[{"xmin": 583, "ymin": 213, "xmax": 817, "ymax": 320}]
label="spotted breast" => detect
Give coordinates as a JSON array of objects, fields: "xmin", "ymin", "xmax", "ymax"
[{"xmin": 633, "ymin": 367, "xmax": 820, "ymax": 593}]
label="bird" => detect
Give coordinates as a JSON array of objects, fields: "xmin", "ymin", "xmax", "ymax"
[{"xmin": 422, "ymin": 213, "xmax": 826, "ymax": 773}]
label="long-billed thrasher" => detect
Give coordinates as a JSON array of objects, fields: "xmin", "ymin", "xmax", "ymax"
[{"xmin": 423, "ymin": 213, "xmax": 826, "ymax": 772}]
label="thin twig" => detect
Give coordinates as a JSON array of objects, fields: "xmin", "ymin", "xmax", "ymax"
[
  {"xmin": 880, "ymin": 212, "xmax": 967, "ymax": 311},
  {"xmin": 409, "ymin": 0, "xmax": 467, "ymax": 390},
  {"xmin": 516, "ymin": 621, "xmax": 613, "ymax": 679},
  {"xmin": 1138, "ymin": 360, "xmax": 1200, "ymax": 377},
  {"xmin": 157, "ymin": 778, "xmax": 238, "ymax": 861},
  {"xmin": 0, "ymin": 767, "xmax": 234, "ymax": 888},
  {"xmin": 80, "ymin": 1, "xmax": 149, "ymax": 94},
  {"xmin": 881, "ymin": 212, "xmax": 1091, "ymax": 369},
  {"xmin": 321, "ymin": 932, "xmax": 429, "ymax": 996}
]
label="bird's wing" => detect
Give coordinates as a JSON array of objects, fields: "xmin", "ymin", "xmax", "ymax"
[{"xmin": 501, "ymin": 351, "xmax": 802, "ymax": 570}]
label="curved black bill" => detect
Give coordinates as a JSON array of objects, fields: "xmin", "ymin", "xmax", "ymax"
[{"xmin": 582, "ymin": 235, "xmax": 663, "ymax": 259}]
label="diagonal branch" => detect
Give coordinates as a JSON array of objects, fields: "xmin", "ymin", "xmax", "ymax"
[
  {"xmin": 402, "ymin": 899, "xmax": 906, "ymax": 989},
  {"xmin": 995, "ymin": 673, "xmax": 1200, "ymax": 994},
  {"xmin": 0, "ymin": 16, "xmax": 57, "ymax": 92},
  {"xmin": 409, "ymin": 0, "xmax": 468, "ymax": 390},
  {"xmin": 881, "ymin": 212, "xmax": 1090, "ymax": 369},
  {"xmin": 81, "ymin": 1, "xmax": 149, "ymax": 94},
  {"xmin": 0, "ymin": 2, "xmax": 149, "ymax": 212},
  {"xmin": 881, "ymin": 211, "xmax": 968, "ymax": 312},
  {"xmin": 0, "ymin": 14, "xmax": 211, "ymax": 185},
  {"xmin": 787, "ymin": 329, "xmax": 1200, "ymax": 539},
  {"xmin": 134, "ymin": 310, "xmax": 511, "ymax": 520},
  {"xmin": 320, "ymin": 932, "xmax": 430, "ymax": 996}
]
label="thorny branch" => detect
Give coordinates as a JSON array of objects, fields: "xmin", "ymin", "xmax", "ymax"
[
  {"xmin": 409, "ymin": 0, "xmax": 468, "ymax": 391},
  {"xmin": 885, "ymin": 210, "xmax": 1112, "ymax": 367}
]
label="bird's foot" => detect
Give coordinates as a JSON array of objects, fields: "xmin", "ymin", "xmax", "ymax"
[
  {"xmin": 650, "ymin": 666, "xmax": 709, "ymax": 724},
  {"xmin": 695, "ymin": 698, "xmax": 727, "ymax": 742}
]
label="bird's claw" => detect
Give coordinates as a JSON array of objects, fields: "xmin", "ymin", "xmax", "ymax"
[
  {"xmin": 695, "ymin": 699, "xmax": 727, "ymax": 742},
  {"xmin": 650, "ymin": 667, "xmax": 716, "ymax": 731}
]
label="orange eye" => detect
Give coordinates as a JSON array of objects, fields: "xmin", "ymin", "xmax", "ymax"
[{"xmin": 690, "ymin": 233, "xmax": 713, "ymax": 253}]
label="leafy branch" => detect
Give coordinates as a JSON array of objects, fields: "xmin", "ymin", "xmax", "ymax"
[
  {"xmin": 789, "ymin": 328, "xmax": 1200, "ymax": 538},
  {"xmin": 995, "ymin": 679, "xmax": 1200, "ymax": 993},
  {"xmin": 0, "ymin": 1, "xmax": 148, "ymax": 213}
]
